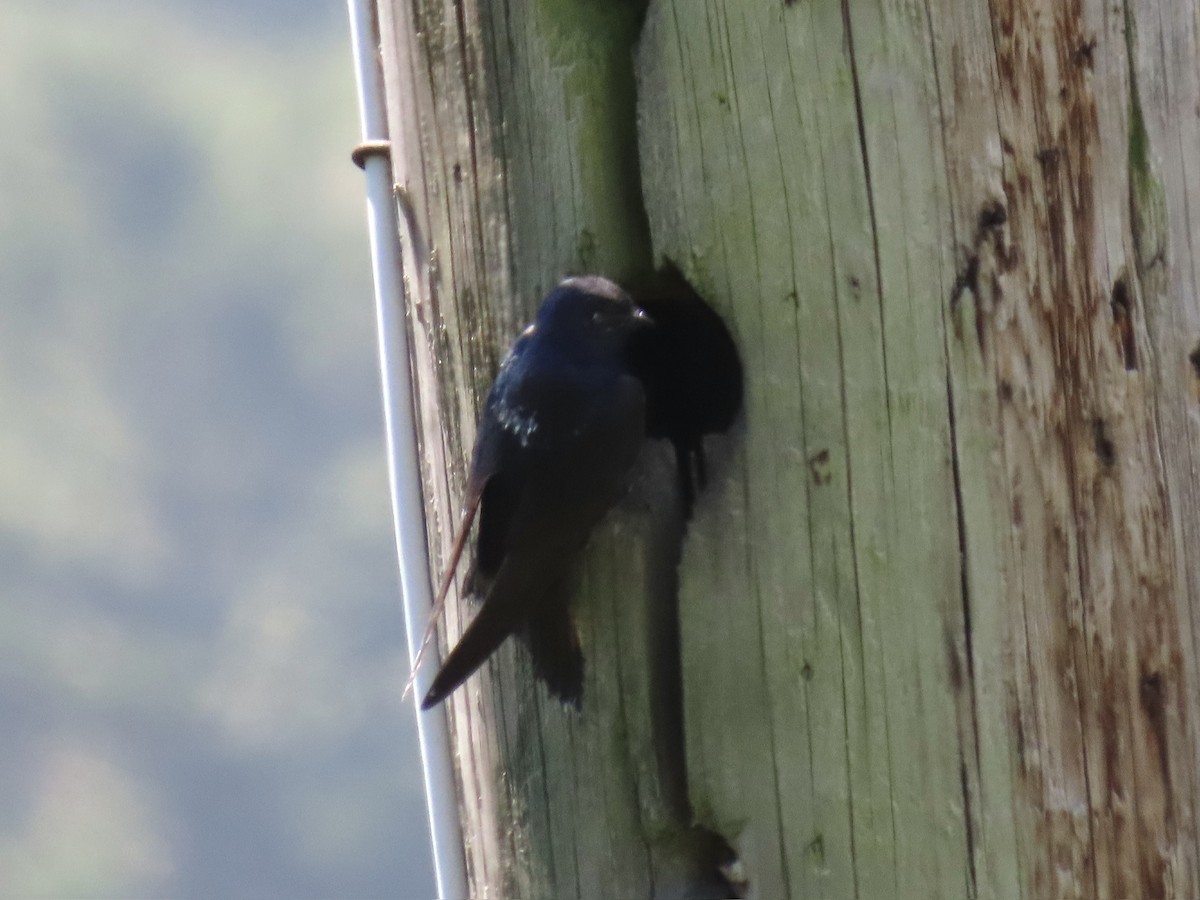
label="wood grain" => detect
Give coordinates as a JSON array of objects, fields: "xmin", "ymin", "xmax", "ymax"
[{"xmin": 372, "ymin": 0, "xmax": 1200, "ymax": 895}]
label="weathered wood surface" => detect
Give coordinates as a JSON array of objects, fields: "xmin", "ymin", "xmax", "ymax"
[
  {"xmin": 372, "ymin": 0, "xmax": 1200, "ymax": 896},
  {"xmin": 375, "ymin": 1, "xmax": 719, "ymax": 896}
]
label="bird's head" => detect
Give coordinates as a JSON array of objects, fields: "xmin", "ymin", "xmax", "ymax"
[{"xmin": 533, "ymin": 276, "xmax": 651, "ymax": 354}]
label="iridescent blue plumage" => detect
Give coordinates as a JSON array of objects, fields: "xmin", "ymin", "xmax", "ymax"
[{"xmin": 422, "ymin": 277, "xmax": 650, "ymax": 710}]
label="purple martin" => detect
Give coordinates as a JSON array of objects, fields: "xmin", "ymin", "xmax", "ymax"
[{"xmin": 421, "ymin": 276, "xmax": 651, "ymax": 710}]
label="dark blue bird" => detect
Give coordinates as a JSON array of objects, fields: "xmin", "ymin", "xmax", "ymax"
[{"xmin": 421, "ymin": 276, "xmax": 650, "ymax": 710}]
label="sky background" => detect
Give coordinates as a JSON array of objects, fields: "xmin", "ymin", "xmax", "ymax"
[{"xmin": 0, "ymin": 1, "xmax": 436, "ymax": 895}]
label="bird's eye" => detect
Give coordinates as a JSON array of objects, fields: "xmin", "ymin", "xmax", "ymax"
[{"xmin": 591, "ymin": 310, "xmax": 605, "ymax": 325}]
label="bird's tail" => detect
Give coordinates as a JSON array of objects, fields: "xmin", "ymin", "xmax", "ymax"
[
  {"xmin": 421, "ymin": 575, "xmax": 584, "ymax": 710},
  {"xmin": 521, "ymin": 598, "xmax": 583, "ymax": 710},
  {"xmin": 421, "ymin": 598, "xmax": 518, "ymax": 709}
]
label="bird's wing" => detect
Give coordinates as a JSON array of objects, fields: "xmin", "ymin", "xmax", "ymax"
[
  {"xmin": 402, "ymin": 374, "xmax": 519, "ymax": 699},
  {"xmin": 417, "ymin": 359, "xmax": 644, "ymax": 705},
  {"xmin": 420, "ymin": 577, "xmax": 516, "ymax": 709},
  {"xmin": 401, "ymin": 479, "xmax": 484, "ymax": 700}
]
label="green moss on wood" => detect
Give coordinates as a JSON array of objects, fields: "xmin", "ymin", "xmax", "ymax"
[
  {"xmin": 530, "ymin": 0, "xmax": 652, "ymax": 283},
  {"xmin": 1123, "ymin": 3, "xmax": 1167, "ymax": 275}
]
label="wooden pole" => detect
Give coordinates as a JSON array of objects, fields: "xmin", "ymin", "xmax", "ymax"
[{"xmin": 370, "ymin": 0, "xmax": 1200, "ymax": 895}]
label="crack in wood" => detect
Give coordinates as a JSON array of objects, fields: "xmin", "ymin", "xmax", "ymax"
[
  {"xmin": 949, "ymin": 199, "xmax": 1008, "ymax": 351},
  {"xmin": 944, "ymin": 365, "xmax": 981, "ymax": 900}
]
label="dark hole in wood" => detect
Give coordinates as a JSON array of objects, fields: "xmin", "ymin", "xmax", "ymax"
[
  {"xmin": 1036, "ymin": 146, "xmax": 1062, "ymax": 168},
  {"xmin": 625, "ymin": 259, "xmax": 744, "ymax": 519},
  {"xmin": 950, "ymin": 254, "xmax": 981, "ymax": 316},
  {"xmin": 1075, "ymin": 37, "xmax": 1098, "ymax": 67},
  {"xmin": 1140, "ymin": 671, "xmax": 1164, "ymax": 706},
  {"xmin": 1110, "ymin": 275, "xmax": 1138, "ymax": 371},
  {"xmin": 1092, "ymin": 417, "xmax": 1116, "ymax": 467},
  {"xmin": 807, "ymin": 449, "xmax": 832, "ymax": 486},
  {"xmin": 1138, "ymin": 670, "xmax": 1173, "ymax": 802},
  {"xmin": 977, "ymin": 200, "xmax": 1008, "ymax": 232}
]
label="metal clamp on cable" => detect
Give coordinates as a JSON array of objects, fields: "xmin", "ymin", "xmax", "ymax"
[{"xmin": 351, "ymin": 139, "xmax": 392, "ymax": 170}]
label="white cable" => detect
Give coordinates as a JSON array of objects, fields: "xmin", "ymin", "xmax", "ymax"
[{"xmin": 346, "ymin": 3, "xmax": 468, "ymax": 897}]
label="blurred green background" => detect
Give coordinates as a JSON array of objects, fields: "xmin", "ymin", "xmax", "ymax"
[{"xmin": 0, "ymin": 1, "xmax": 435, "ymax": 895}]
